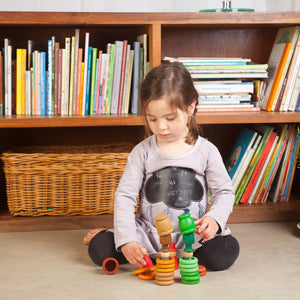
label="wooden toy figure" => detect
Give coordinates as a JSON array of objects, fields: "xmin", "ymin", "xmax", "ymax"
[
  {"xmin": 178, "ymin": 210, "xmax": 200, "ymax": 284},
  {"xmin": 168, "ymin": 242, "xmax": 179, "ymax": 270},
  {"xmin": 154, "ymin": 213, "xmax": 176, "ymax": 286}
]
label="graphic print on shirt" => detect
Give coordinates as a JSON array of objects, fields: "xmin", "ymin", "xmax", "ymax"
[{"xmin": 144, "ymin": 166, "xmax": 203, "ymax": 209}]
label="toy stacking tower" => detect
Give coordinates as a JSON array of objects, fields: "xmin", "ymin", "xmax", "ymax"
[
  {"xmin": 154, "ymin": 213, "xmax": 176, "ymax": 286},
  {"xmin": 178, "ymin": 210, "xmax": 200, "ymax": 284}
]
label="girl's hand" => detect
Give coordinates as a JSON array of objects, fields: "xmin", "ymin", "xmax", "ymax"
[
  {"xmin": 194, "ymin": 216, "xmax": 219, "ymax": 242},
  {"xmin": 120, "ymin": 242, "xmax": 147, "ymax": 268}
]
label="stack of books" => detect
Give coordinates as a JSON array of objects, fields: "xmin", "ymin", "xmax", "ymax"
[
  {"xmin": 261, "ymin": 25, "xmax": 300, "ymax": 112},
  {"xmin": 1, "ymin": 29, "xmax": 148, "ymax": 116},
  {"xmin": 225, "ymin": 124, "xmax": 300, "ymax": 204},
  {"xmin": 163, "ymin": 57, "xmax": 268, "ymax": 112}
]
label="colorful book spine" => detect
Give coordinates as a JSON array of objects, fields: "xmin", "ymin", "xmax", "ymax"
[
  {"xmin": 40, "ymin": 51, "xmax": 46, "ymax": 116},
  {"xmin": 118, "ymin": 40, "xmax": 128, "ymax": 114},
  {"xmin": 84, "ymin": 46, "xmax": 93, "ymax": 115},
  {"xmin": 98, "ymin": 53, "xmax": 107, "ymax": 115},
  {"xmin": 110, "ymin": 40, "xmax": 124, "ymax": 114},
  {"xmin": 131, "ymin": 41, "xmax": 140, "ymax": 114},
  {"xmin": 72, "ymin": 28, "xmax": 80, "ymax": 115},
  {"xmin": 16, "ymin": 49, "xmax": 23, "ymax": 115},
  {"xmin": 89, "ymin": 48, "xmax": 98, "ymax": 115},
  {"xmin": 240, "ymin": 131, "xmax": 278, "ymax": 204},
  {"xmin": 106, "ymin": 43, "xmax": 116, "ymax": 114},
  {"xmin": 81, "ymin": 32, "xmax": 89, "ymax": 116},
  {"xmin": 47, "ymin": 40, "xmax": 53, "ymax": 115},
  {"xmin": 63, "ymin": 37, "xmax": 71, "ymax": 116},
  {"xmin": 75, "ymin": 48, "xmax": 83, "ymax": 116},
  {"xmin": 95, "ymin": 50, "xmax": 102, "ymax": 115},
  {"xmin": 69, "ymin": 35, "xmax": 75, "ymax": 116}
]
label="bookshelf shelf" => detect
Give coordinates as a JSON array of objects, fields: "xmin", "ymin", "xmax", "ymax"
[
  {"xmin": 0, "ymin": 111, "xmax": 298, "ymax": 128},
  {"xmin": 0, "ymin": 11, "xmax": 299, "ymax": 232}
]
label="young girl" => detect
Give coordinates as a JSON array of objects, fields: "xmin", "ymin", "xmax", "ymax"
[{"xmin": 84, "ymin": 61, "xmax": 239, "ymax": 271}]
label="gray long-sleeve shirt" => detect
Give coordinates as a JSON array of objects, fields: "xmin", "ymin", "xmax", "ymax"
[{"xmin": 114, "ymin": 135, "xmax": 234, "ymax": 258}]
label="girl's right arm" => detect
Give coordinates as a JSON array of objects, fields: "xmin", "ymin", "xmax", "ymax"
[{"xmin": 113, "ymin": 145, "xmax": 146, "ymax": 253}]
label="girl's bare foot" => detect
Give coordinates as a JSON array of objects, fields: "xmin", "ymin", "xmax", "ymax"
[{"xmin": 83, "ymin": 228, "xmax": 105, "ymax": 245}]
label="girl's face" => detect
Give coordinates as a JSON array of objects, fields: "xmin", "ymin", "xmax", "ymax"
[{"xmin": 145, "ymin": 97, "xmax": 195, "ymax": 145}]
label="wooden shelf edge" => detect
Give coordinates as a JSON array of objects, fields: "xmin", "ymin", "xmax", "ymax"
[
  {"xmin": 0, "ymin": 112, "xmax": 298, "ymax": 128},
  {"xmin": 1, "ymin": 201, "xmax": 299, "ymax": 232},
  {"xmin": 229, "ymin": 201, "xmax": 300, "ymax": 223},
  {"xmin": 0, "ymin": 12, "xmax": 299, "ymax": 26}
]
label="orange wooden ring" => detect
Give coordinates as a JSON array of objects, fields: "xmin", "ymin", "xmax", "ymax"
[
  {"xmin": 133, "ymin": 266, "xmax": 156, "ymax": 275},
  {"xmin": 198, "ymin": 265, "xmax": 207, "ymax": 276},
  {"xmin": 102, "ymin": 257, "xmax": 119, "ymax": 275},
  {"xmin": 138, "ymin": 271, "xmax": 156, "ymax": 280}
]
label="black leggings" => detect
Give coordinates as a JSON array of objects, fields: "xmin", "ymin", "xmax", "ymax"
[{"xmin": 88, "ymin": 230, "xmax": 239, "ymax": 271}]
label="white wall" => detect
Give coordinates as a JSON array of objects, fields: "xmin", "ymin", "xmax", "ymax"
[{"xmin": 0, "ymin": 0, "xmax": 299, "ymax": 12}]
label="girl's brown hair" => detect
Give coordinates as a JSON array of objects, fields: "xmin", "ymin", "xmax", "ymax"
[{"xmin": 139, "ymin": 61, "xmax": 200, "ymax": 144}]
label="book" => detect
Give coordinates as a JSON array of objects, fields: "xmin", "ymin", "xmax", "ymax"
[
  {"xmin": 89, "ymin": 48, "xmax": 98, "ymax": 115},
  {"xmin": 47, "ymin": 40, "xmax": 53, "ymax": 116},
  {"xmin": 197, "ymin": 106, "xmax": 260, "ymax": 113},
  {"xmin": 260, "ymin": 125, "xmax": 292, "ymax": 203},
  {"xmin": 117, "ymin": 40, "xmax": 128, "ymax": 115},
  {"xmin": 285, "ymin": 127, "xmax": 300, "ymax": 202},
  {"xmin": 16, "ymin": 49, "xmax": 24, "ymax": 115},
  {"xmin": 81, "ymin": 32, "xmax": 90, "ymax": 116},
  {"xmin": 54, "ymin": 42, "xmax": 59, "ymax": 115},
  {"xmin": 263, "ymin": 43, "xmax": 292, "ymax": 111},
  {"xmin": 253, "ymin": 124, "xmax": 289, "ymax": 203},
  {"xmin": 122, "ymin": 48, "xmax": 134, "ymax": 114},
  {"xmin": 95, "ymin": 51, "xmax": 102, "ymax": 115},
  {"xmin": 270, "ymin": 26, "xmax": 300, "ymax": 111},
  {"xmin": 40, "ymin": 51, "xmax": 46, "ymax": 116},
  {"xmin": 61, "ymin": 48, "xmax": 66, "ymax": 115},
  {"xmin": 277, "ymin": 126, "xmax": 298, "ymax": 202},
  {"xmin": 165, "ymin": 57, "xmax": 251, "ymax": 66},
  {"xmin": 63, "ymin": 37, "xmax": 71, "ymax": 116},
  {"xmin": 137, "ymin": 34, "xmax": 148, "ymax": 77},
  {"xmin": 279, "ymin": 32, "xmax": 300, "ymax": 111},
  {"xmin": 98, "ymin": 53, "xmax": 107, "ymax": 115},
  {"xmin": 0, "ymin": 51, "xmax": 3, "ymax": 115},
  {"xmin": 233, "ymin": 134, "xmax": 262, "ymax": 192},
  {"xmin": 271, "ymin": 125, "xmax": 295, "ymax": 202},
  {"xmin": 57, "ymin": 48, "xmax": 62, "ymax": 115},
  {"xmin": 240, "ymin": 130, "xmax": 277, "ymax": 204},
  {"xmin": 84, "ymin": 46, "xmax": 93, "ymax": 115},
  {"xmin": 75, "ymin": 48, "xmax": 83, "ymax": 116},
  {"xmin": 25, "ymin": 70, "xmax": 31, "ymax": 115},
  {"xmin": 247, "ymin": 134, "xmax": 278, "ymax": 204},
  {"xmin": 72, "ymin": 28, "xmax": 80, "ymax": 115},
  {"xmin": 110, "ymin": 41, "xmax": 124, "ymax": 114},
  {"xmin": 131, "ymin": 41, "xmax": 140, "ymax": 114},
  {"xmin": 225, "ymin": 127, "xmax": 258, "ymax": 181},
  {"xmin": 105, "ymin": 43, "xmax": 116, "ymax": 114},
  {"xmin": 194, "ymin": 81, "xmax": 254, "ymax": 94},
  {"xmin": 68, "ymin": 35, "xmax": 75, "ymax": 116},
  {"xmin": 4, "ymin": 40, "xmax": 12, "ymax": 116},
  {"xmin": 235, "ymin": 125, "xmax": 274, "ymax": 204},
  {"xmin": 100, "ymin": 44, "xmax": 112, "ymax": 115},
  {"xmin": 281, "ymin": 128, "xmax": 300, "ymax": 202}
]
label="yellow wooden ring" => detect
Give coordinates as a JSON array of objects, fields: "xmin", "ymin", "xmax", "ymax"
[
  {"xmin": 156, "ymin": 258, "xmax": 175, "ymax": 265},
  {"xmin": 155, "ymin": 279, "xmax": 174, "ymax": 286},
  {"xmin": 156, "ymin": 267, "xmax": 174, "ymax": 273}
]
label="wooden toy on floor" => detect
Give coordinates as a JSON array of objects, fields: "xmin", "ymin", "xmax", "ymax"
[
  {"xmin": 178, "ymin": 210, "xmax": 200, "ymax": 284},
  {"xmin": 154, "ymin": 213, "xmax": 176, "ymax": 286}
]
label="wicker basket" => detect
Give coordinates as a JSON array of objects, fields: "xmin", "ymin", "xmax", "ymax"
[{"xmin": 1, "ymin": 144, "xmax": 133, "ymax": 216}]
